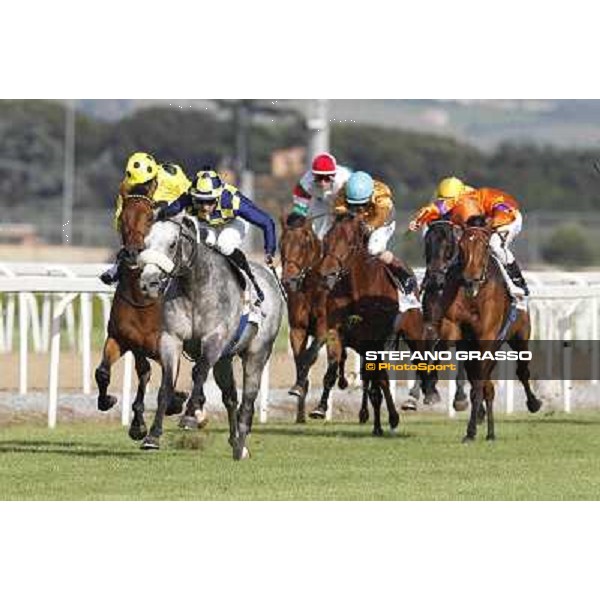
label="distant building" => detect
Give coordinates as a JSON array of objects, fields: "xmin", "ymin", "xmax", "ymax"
[{"xmin": 271, "ymin": 147, "xmax": 306, "ymax": 179}]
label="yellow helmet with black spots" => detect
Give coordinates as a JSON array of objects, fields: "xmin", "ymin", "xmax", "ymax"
[
  {"xmin": 124, "ymin": 152, "xmax": 159, "ymax": 187},
  {"xmin": 190, "ymin": 168, "xmax": 224, "ymax": 201}
]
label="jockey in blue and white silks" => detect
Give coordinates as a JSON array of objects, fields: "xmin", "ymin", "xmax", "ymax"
[{"xmin": 158, "ymin": 168, "xmax": 276, "ymax": 304}]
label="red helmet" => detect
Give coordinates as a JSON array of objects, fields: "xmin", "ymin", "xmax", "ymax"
[{"xmin": 311, "ymin": 153, "xmax": 337, "ymax": 176}]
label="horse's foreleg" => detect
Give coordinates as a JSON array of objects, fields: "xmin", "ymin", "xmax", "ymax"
[
  {"xmin": 369, "ymin": 382, "xmax": 384, "ymax": 437},
  {"xmin": 142, "ymin": 334, "xmax": 181, "ymax": 450},
  {"xmin": 484, "ymin": 379, "xmax": 496, "ymax": 441},
  {"xmin": 454, "ymin": 361, "xmax": 468, "ymax": 410},
  {"xmin": 95, "ymin": 337, "xmax": 122, "ymax": 412},
  {"xmin": 380, "ymin": 373, "xmax": 399, "ymax": 432},
  {"xmin": 128, "ymin": 353, "xmax": 151, "ymax": 441},
  {"xmin": 338, "ymin": 347, "xmax": 349, "ymax": 390},
  {"xmin": 463, "ymin": 361, "xmax": 481, "ymax": 443},
  {"xmin": 288, "ymin": 326, "xmax": 310, "ymax": 423},
  {"xmin": 358, "ymin": 381, "xmax": 370, "ymax": 424}
]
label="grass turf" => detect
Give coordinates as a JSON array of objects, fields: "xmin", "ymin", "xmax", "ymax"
[{"xmin": 1, "ymin": 412, "xmax": 600, "ymax": 500}]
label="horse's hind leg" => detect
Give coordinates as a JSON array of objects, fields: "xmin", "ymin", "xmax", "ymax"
[
  {"xmin": 128, "ymin": 353, "xmax": 151, "ymax": 441},
  {"xmin": 484, "ymin": 379, "xmax": 495, "ymax": 441},
  {"xmin": 235, "ymin": 349, "xmax": 270, "ymax": 460},
  {"xmin": 180, "ymin": 360, "xmax": 209, "ymax": 430},
  {"xmin": 508, "ymin": 337, "xmax": 542, "ymax": 413},
  {"xmin": 213, "ymin": 357, "xmax": 239, "ymax": 448},
  {"xmin": 95, "ymin": 337, "xmax": 122, "ymax": 412},
  {"xmin": 463, "ymin": 361, "xmax": 481, "ymax": 443}
]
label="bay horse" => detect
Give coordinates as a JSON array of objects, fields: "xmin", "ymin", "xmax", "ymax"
[
  {"xmin": 312, "ymin": 213, "xmax": 439, "ymax": 436},
  {"xmin": 439, "ymin": 214, "xmax": 542, "ymax": 442},
  {"xmin": 279, "ymin": 214, "xmax": 329, "ymax": 423},
  {"xmin": 94, "ymin": 194, "xmax": 186, "ymax": 440}
]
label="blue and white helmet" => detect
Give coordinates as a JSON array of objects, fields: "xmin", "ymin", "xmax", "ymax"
[{"xmin": 346, "ymin": 171, "xmax": 374, "ymax": 205}]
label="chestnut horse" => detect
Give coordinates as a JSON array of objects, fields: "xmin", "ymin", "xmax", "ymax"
[
  {"xmin": 95, "ymin": 194, "xmax": 186, "ymax": 440},
  {"xmin": 312, "ymin": 214, "xmax": 439, "ymax": 436},
  {"xmin": 438, "ymin": 215, "xmax": 542, "ymax": 442}
]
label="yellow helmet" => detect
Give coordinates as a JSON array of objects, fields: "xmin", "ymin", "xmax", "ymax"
[
  {"xmin": 124, "ymin": 152, "xmax": 159, "ymax": 187},
  {"xmin": 437, "ymin": 176, "xmax": 466, "ymax": 199}
]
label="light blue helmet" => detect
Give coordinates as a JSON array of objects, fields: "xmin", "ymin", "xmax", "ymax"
[{"xmin": 346, "ymin": 171, "xmax": 374, "ymax": 205}]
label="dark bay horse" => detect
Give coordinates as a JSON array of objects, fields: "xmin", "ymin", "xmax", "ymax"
[
  {"xmin": 422, "ymin": 219, "xmax": 468, "ymax": 409},
  {"xmin": 439, "ymin": 216, "xmax": 542, "ymax": 442},
  {"xmin": 95, "ymin": 194, "xmax": 186, "ymax": 440},
  {"xmin": 312, "ymin": 214, "xmax": 438, "ymax": 436},
  {"xmin": 280, "ymin": 214, "xmax": 328, "ymax": 422}
]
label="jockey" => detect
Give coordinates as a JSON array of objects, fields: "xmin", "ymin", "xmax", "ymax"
[
  {"xmin": 409, "ymin": 176, "xmax": 528, "ymax": 296},
  {"xmin": 335, "ymin": 171, "xmax": 418, "ymax": 294},
  {"xmin": 157, "ymin": 168, "xmax": 276, "ymax": 304},
  {"xmin": 100, "ymin": 152, "xmax": 191, "ymax": 285},
  {"xmin": 290, "ymin": 152, "xmax": 352, "ymax": 239}
]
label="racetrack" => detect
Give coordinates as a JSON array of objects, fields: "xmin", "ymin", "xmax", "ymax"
[{"xmin": 2, "ymin": 412, "xmax": 600, "ymax": 500}]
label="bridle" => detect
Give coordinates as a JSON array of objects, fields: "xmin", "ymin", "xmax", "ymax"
[
  {"xmin": 280, "ymin": 220, "xmax": 321, "ymax": 293},
  {"xmin": 320, "ymin": 217, "xmax": 368, "ymax": 290},
  {"xmin": 459, "ymin": 225, "xmax": 491, "ymax": 295}
]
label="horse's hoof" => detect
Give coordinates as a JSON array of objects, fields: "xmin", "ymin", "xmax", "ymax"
[
  {"xmin": 358, "ymin": 409, "xmax": 369, "ymax": 424},
  {"xmin": 128, "ymin": 424, "xmax": 147, "ymax": 441},
  {"xmin": 165, "ymin": 391, "xmax": 187, "ymax": 416},
  {"xmin": 454, "ymin": 390, "xmax": 467, "ymax": 403},
  {"xmin": 389, "ymin": 414, "xmax": 400, "ymax": 431},
  {"xmin": 423, "ymin": 390, "xmax": 441, "ymax": 406},
  {"xmin": 288, "ymin": 384, "xmax": 305, "ymax": 398},
  {"xmin": 338, "ymin": 377, "xmax": 349, "ymax": 390},
  {"xmin": 233, "ymin": 445, "xmax": 251, "ymax": 461},
  {"xmin": 97, "ymin": 395, "xmax": 117, "ymax": 412},
  {"xmin": 309, "ymin": 407, "xmax": 327, "ymax": 419},
  {"xmin": 409, "ymin": 388, "xmax": 421, "ymax": 401},
  {"xmin": 295, "ymin": 413, "xmax": 307, "ymax": 424},
  {"xmin": 140, "ymin": 436, "xmax": 160, "ymax": 450},
  {"xmin": 372, "ymin": 428, "xmax": 384, "ymax": 437},
  {"xmin": 486, "ymin": 434, "xmax": 496, "ymax": 442},
  {"xmin": 194, "ymin": 409, "xmax": 209, "ymax": 429},
  {"xmin": 401, "ymin": 399, "xmax": 418, "ymax": 412},
  {"xmin": 527, "ymin": 398, "xmax": 542, "ymax": 414},
  {"xmin": 179, "ymin": 415, "xmax": 198, "ymax": 431},
  {"xmin": 453, "ymin": 399, "xmax": 469, "ymax": 412},
  {"xmin": 462, "ymin": 435, "xmax": 475, "ymax": 444}
]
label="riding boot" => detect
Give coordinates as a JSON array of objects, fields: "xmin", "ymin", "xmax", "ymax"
[
  {"xmin": 228, "ymin": 249, "xmax": 265, "ymax": 303},
  {"xmin": 505, "ymin": 261, "xmax": 529, "ymax": 296},
  {"xmin": 100, "ymin": 248, "xmax": 126, "ymax": 285},
  {"xmin": 386, "ymin": 256, "xmax": 418, "ymax": 295}
]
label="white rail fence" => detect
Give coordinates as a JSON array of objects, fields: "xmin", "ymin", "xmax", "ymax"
[{"xmin": 1, "ymin": 262, "xmax": 600, "ymax": 427}]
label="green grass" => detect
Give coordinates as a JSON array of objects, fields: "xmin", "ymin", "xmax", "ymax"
[{"xmin": 1, "ymin": 413, "xmax": 600, "ymax": 500}]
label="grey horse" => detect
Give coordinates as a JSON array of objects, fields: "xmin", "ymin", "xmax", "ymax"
[{"xmin": 137, "ymin": 214, "xmax": 283, "ymax": 460}]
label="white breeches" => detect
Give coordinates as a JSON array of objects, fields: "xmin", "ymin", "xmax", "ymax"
[
  {"xmin": 489, "ymin": 211, "xmax": 522, "ymax": 265},
  {"xmin": 368, "ymin": 221, "xmax": 396, "ymax": 256},
  {"xmin": 200, "ymin": 218, "xmax": 249, "ymax": 256}
]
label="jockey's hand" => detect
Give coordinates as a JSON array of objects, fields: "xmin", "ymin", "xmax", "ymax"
[
  {"xmin": 408, "ymin": 220, "xmax": 420, "ymax": 232},
  {"xmin": 265, "ymin": 254, "xmax": 274, "ymax": 267}
]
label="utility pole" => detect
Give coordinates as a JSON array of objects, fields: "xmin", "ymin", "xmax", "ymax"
[
  {"xmin": 62, "ymin": 99, "xmax": 76, "ymax": 245},
  {"xmin": 306, "ymin": 99, "xmax": 330, "ymax": 164}
]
